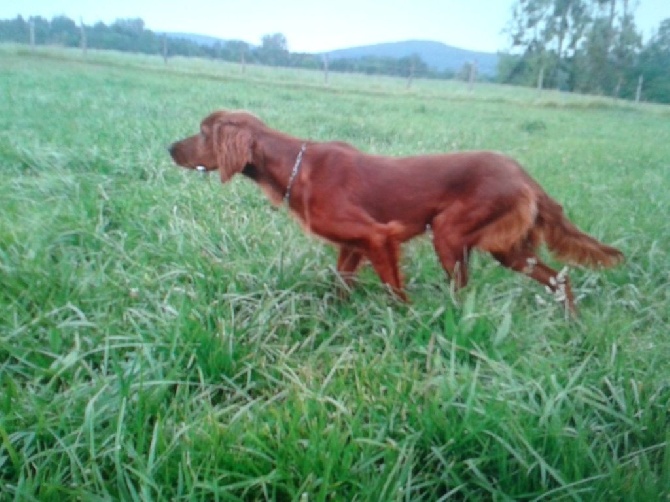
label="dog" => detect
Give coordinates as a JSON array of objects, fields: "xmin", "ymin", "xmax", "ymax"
[{"xmin": 169, "ymin": 110, "xmax": 624, "ymax": 314}]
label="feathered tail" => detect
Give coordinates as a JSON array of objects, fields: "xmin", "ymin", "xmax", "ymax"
[{"xmin": 537, "ymin": 193, "xmax": 624, "ymax": 268}]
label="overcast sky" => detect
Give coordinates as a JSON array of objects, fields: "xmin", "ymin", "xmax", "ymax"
[{"xmin": 2, "ymin": 0, "xmax": 669, "ymax": 53}]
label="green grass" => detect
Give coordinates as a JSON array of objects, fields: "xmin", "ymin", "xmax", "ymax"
[{"xmin": 1, "ymin": 44, "xmax": 669, "ymax": 500}]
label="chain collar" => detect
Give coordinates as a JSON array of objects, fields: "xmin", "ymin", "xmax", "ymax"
[{"xmin": 284, "ymin": 143, "xmax": 307, "ymax": 205}]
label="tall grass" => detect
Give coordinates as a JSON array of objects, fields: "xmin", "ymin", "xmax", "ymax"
[{"xmin": 1, "ymin": 44, "xmax": 669, "ymax": 500}]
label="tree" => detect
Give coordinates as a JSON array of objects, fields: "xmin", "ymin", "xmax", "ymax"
[
  {"xmin": 505, "ymin": 0, "xmax": 557, "ymax": 87},
  {"xmin": 112, "ymin": 18, "xmax": 145, "ymax": 36},
  {"xmin": 503, "ymin": 0, "xmax": 642, "ymax": 95},
  {"xmin": 574, "ymin": 16, "xmax": 613, "ymax": 92},
  {"xmin": 612, "ymin": 1, "xmax": 642, "ymax": 95},
  {"xmin": 635, "ymin": 18, "xmax": 670, "ymax": 103},
  {"xmin": 505, "ymin": 0, "xmax": 589, "ymax": 88},
  {"xmin": 257, "ymin": 33, "xmax": 289, "ymax": 66},
  {"xmin": 28, "ymin": 16, "xmax": 50, "ymax": 45},
  {"xmin": 0, "ymin": 15, "xmax": 29, "ymax": 42},
  {"xmin": 50, "ymin": 15, "xmax": 77, "ymax": 46},
  {"xmin": 545, "ymin": 0, "xmax": 590, "ymax": 88},
  {"xmin": 572, "ymin": 0, "xmax": 641, "ymax": 95}
]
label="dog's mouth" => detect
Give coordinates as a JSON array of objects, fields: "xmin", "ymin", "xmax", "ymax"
[
  {"xmin": 192, "ymin": 164, "xmax": 218, "ymax": 173},
  {"xmin": 168, "ymin": 143, "xmax": 215, "ymax": 172}
]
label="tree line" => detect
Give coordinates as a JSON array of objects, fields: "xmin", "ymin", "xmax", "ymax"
[
  {"xmin": 0, "ymin": 16, "xmax": 452, "ymax": 80},
  {"xmin": 500, "ymin": 0, "xmax": 670, "ymax": 103}
]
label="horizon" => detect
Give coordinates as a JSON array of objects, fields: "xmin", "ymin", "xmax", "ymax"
[
  {"xmin": 167, "ymin": 34, "xmax": 503, "ymax": 56},
  {"xmin": 2, "ymin": 0, "xmax": 669, "ymax": 55}
]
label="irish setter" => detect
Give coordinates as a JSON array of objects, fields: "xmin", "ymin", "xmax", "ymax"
[{"xmin": 169, "ymin": 110, "xmax": 624, "ymax": 314}]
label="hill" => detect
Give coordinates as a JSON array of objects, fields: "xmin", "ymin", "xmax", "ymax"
[
  {"xmin": 324, "ymin": 40, "xmax": 499, "ymax": 76},
  {"xmin": 168, "ymin": 32, "xmax": 254, "ymax": 47},
  {"xmin": 168, "ymin": 32, "xmax": 219, "ymax": 46}
]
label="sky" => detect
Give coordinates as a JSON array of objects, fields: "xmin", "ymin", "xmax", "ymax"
[{"xmin": 1, "ymin": 1, "xmax": 669, "ymax": 54}]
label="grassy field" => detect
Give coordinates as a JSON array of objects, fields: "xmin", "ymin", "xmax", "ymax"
[{"xmin": 1, "ymin": 44, "xmax": 669, "ymax": 500}]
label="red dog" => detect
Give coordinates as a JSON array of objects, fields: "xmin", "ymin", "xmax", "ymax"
[{"xmin": 169, "ymin": 110, "xmax": 624, "ymax": 314}]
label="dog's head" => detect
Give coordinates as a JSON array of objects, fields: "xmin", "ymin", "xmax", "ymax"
[{"xmin": 169, "ymin": 110, "xmax": 263, "ymax": 182}]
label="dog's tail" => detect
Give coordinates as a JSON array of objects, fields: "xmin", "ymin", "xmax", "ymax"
[{"xmin": 537, "ymin": 192, "xmax": 624, "ymax": 268}]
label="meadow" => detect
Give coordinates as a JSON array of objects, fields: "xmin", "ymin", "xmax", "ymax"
[{"xmin": 0, "ymin": 44, "xmax": 669, "ymax": 500}]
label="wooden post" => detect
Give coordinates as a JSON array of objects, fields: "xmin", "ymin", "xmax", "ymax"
[
  {"xmin": 241, "ymin": 48, "xmax": 246, "ymax": 73},
  {"xmin": 407, "ymin": 58, "xmax": 415, "ymax": 89},
  {"xmin": 635, "ymin": 74, "xmax": 643, "ymax": 103},
  {"xmin": 537, "ymin": 66, "xmax": 545, "ymax": 92},
  {"xmin": 80, "ymin": 18, "xmax": 87, "ymax": 57},
  {"xmin": 613, "ymin": 76, "xmax": 622, "ymax": 100},
  {"xmin": 29, "ymin": 20, "xmax": 35, "ymax": 50},
  {"xmin": 323, "ymin": 53, "xmax": 329, "ymax": 85},
  {"xmin": 163, "ymin": 34, "xmax": 168, "ymax": 64},
  {"xmin": 468, "ymin": 60, "xmax": 477, "ymax": 91}
]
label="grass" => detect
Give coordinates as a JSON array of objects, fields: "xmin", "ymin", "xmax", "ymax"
[{"xmin": 1, "ymin": 44, "xmax": 669, "ymax": 500}]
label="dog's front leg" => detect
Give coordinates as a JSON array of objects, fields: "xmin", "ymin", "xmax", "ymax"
[
  {"xmin": 363, "ymin": 234, "xmax": 407, "ymax": 302},
  {"xmin": 308, "ymin": 202, "xmax": 408, "ymax": 301}
]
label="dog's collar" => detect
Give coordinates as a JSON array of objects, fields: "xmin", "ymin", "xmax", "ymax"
[{"xmin": 284, "ymin": 143, "xmax": 307, "ymax": 205}]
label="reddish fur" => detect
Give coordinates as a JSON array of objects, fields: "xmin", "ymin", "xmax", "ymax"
[{"xmin": 169, "ymin": 110, "xmax": 624, "ymax": 315}]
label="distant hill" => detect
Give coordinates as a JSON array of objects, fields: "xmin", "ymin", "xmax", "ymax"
[
  {"xmin": 324, "ymin": 40, "xmax": 498, "ymax": 76},
  {"xmin": 167, "ymin": 32, "xmax": 253, "ymax": 47}
]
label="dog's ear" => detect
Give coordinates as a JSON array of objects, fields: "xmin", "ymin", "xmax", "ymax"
[{"xmin": 214, "ymin": 121, "xmax": 254, "ymax": 182}]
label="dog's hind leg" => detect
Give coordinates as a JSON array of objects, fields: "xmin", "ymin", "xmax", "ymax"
[
  {"xmin": 336, "ymin": 246, "xmax": 364, "ymax": 286},
  {"xmin": 432, "ymin": 239, "xmax": 470, "ymax": 289},
  {"xmin": 430, "ymin": 215, "xmax": 470, "ymax": 289},
  {"xmin": 492, "ymin": 248, "xmax": 576, "ymax": 315}
]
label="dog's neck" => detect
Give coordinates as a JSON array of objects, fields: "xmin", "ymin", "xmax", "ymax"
[{"xmin": 242, "ymin": 135, "xmax": 309, "ymax": 207}]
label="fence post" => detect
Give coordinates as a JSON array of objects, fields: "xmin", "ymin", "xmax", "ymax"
[
  {"xmin": 635, "ymin": 75, "xmax": 643, "ymax": 103},
  {"xmin": 80, "ymin": 18, "xmax": 87, "ymax": 57},
  {"xmin": 29, "ymin": 20, "xmax": 35, "ymax": 50},
  {"xmin": 613, "ymin": 76, "xmax": 623, "ymax": 101},
  {"xmin": 536, "ymin": 66, "xmax": 544, "ymax": 96},
  {"xmin": 468, "ymin": 60, "xmax": 477, "ymax": 91},
  {"xmin": 163, "ymin": 34, "xmax": 168, "ymax": 64},
  {"xmin": 323, "ymin": 53, "xmax": 329, "ymax": 85},
  {"xmin": 407, "ymin": 59, "xmax": 415, "ymax": 89}
]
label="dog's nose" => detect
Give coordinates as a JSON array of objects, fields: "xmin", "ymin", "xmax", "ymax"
[{"xmin": 168, "ymin": 143, "xmax": 179, "ymax": 161}]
